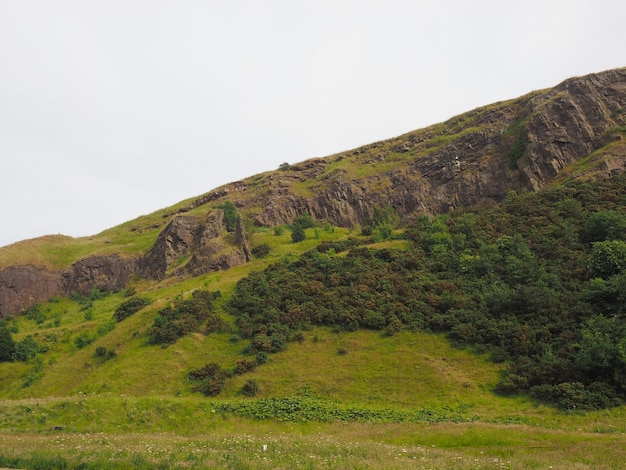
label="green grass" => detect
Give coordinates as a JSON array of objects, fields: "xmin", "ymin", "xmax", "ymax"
[{"xmin": 2, "ymin": 225, "xmax": 626, "ymax": 467}]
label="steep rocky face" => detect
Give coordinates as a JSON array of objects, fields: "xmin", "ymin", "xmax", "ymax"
[
  {"xmin": 236, "ymin": 68, "xmax": 626, "ymax": 227},
  {"xmin": 140, "ymin": 210, "xmax": 252, "ymax": 279},
  {"xmin": 0, "ymin": 265, "xmax": 62, "ymax": 317},
  {"xmin": 0, "ymin": 256, "xmax": 138, "ymax": 318},
  {"xmin": 522, "ymin": 68, "xmax": 626, "ymax": 187},
  {"xmin": 62, "ymin": 255, "xmax": 137, "ymax": 297}
]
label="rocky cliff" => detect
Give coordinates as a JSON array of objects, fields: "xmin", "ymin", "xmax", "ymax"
[
  {"xmin": 1, "ymin": 67, "xmax": 625, "ymax": 318},
  {"xmin": 225, "ymin": 67, "xmax": 625, "ymax": 228}
]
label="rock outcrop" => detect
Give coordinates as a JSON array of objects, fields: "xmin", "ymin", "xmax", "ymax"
[
  {"xmin": 0, "ymin": 265, "xmax": 62, "ymax": 316},
  {"xmin": 139, "ymin": 209, "xmax": 252, "ymax": 280},
  {"xmin": 242, "ymin": 68, "xmax": 626, "ymax": 228},
  {"xmin": 62, "ymin": 255, "xmax": 137, "ymax": 297}
]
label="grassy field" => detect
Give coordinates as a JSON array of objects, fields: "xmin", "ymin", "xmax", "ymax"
[{"xmin": 2, "ymin": 228, "xmax": 626, "ymax": 469}]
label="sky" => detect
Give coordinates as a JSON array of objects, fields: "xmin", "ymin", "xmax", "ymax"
[{"xmin": 1, "ymin": 0, "xmax": 625, "ymax": 247}]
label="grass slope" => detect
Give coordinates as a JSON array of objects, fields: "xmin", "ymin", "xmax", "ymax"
[{"xmin": 1, "ymin": 225, "xmax": 626, "ymax": 468}]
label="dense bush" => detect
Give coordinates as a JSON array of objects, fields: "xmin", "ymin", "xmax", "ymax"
[
  {"xmin": 113, "ymin": 296, "xmax": 152, "ymax": 322},
  {"xmin": 226, "ymin": 173, "xmax": 626, "ymax": 409},
  {"xmin": 221, "ymin": 201, "xmax": 239, "ymax": 233},
  {"xmin": 149, "ymin": 290, "xmax": 221, "ymax": 345},
  {"xmin": 0, "ymin": 322, "xmax": 16, "ymax": 362},
  {"xmin": 251, "ymin": 243, "xmax": 271, "ymax": 258},
  {"xmin": 241, "ymin": 379, "xmax": 259, "ymax": 397},
  {"xmin": 12, "ymin": 335, "xmax": 38, "ymax": 362},
  {"xmin": 187, "ymin": 362, "xmax": 228, "ymax": 396},
  {"xmin": 24, "ymin": 304, "xmax": 46, "ymax": 325},
  {"xmin": 74, "ymin": 331, "xmax": 96, "ymax": 349},
  {"xmin": 291, "ymin": 223, "xmax": 306, "ymax": 243}
]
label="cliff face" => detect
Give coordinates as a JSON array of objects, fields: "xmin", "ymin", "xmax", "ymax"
[
  {"xmin": 244, "ymin": 68, "xmax": 626, "ymax": 228},
  {"xmin": 1, "ymin": 68, "xmax": 625, "ymax": 318},
  {"xmin": 0, "ymin": 256, "xmax": 136, "ymax": 316}
]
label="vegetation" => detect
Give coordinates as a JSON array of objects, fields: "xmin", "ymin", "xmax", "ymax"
[
  {"xmin": 220, "ymin": 200, "xmax": 239, "ymax": 233},
  {"xmin": 112, "ymin": 296, "xmax": 151, "ymax": 322},
  {"xmin": 148, "ymin": 290, "xmax": 221, "ymax": 344},
  {"xmin": 228, "ymin": 173, "xmax": 626, "ymax": 410}
]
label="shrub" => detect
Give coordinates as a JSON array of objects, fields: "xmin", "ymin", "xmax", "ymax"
[
  {"xmin": 13, "ymin": 335, "xmax": 38, "ymax": 362},
  {"xmin": 97, "ymin": 319, "xmax": 116, "ymax": 336},
  {"xmin": 221, "ymin": 201, "xmax": 238, "ymax": 233},
  {"xmin": 187, "ymin": 362, "xmax": 227, "ymax": 396},
  {"xmin": 293, "ymin": 213, "xmax": 315, "ymax": 229},
  {"xmin": 0, "ymin": 322, "xmax": 16, "ymax": 362},
  {"xmin": 204, "ymin": 314, "xmax": 229, "ymax": 333},
  {"xmin": 113, "ymin": 296, "xmax": 152, "ymax": 322},
  {"xmin": 234, "ymin": 358, "xmax": 257, "ymax": 375},
  {"xmin": 291, "ymin": 223, "xmax": 306, "ymax": 243},
  {"xmin": 241, "ymin": 379, "xmax": 259, "ymax": 397},
  {"xmin": 251, "ymin": 243, "xmax": 271, "ymax": 258},
  {"xmin": 74, "ymin": 331, "xmax": 96, "ymax": 349},
  {"xmin": 94, "ymin": 346, "xmax": 116, "ymax": 360},
  {"xmin": 255, "ymin": 352, "xmax": 268, "ymax": 365},
  {"xmin": 149, "ymin": 289, "xmax": 219, "ymax": 344},
  {"xmin": 24, "ymin": 304, "xmax": 46, "ymax": 325}
]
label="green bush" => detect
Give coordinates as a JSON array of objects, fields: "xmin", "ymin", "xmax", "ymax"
[
  {"xmin": 74, "ymin": 331, "xmax": 96, "ymax": 349},
  {"xmin": 24, "ymin": 304, "xmax": 46, "ymax": 325},
  {"xmin": 12, "ymin": 335, "xmax": 38, "ymax": 362},
  {"xmin": 95, "ymin": 346, "xmax": 116, "ymax": 360},
  {"xmin": 225, "ymin": 173, "xmax": 626, "ymax": 409},
  {"xmin": 113, "ymin": 296, "xmax": 152, "ymax": 322},
  {"xmin": 293, "ymin": 213, "xmax": 315, "ymax": 229},
  {"xmin": 187, "ymin": 362, "xmax": 227, "ymax": 396},
  {"xmin": 221, "ymin": 201, "xmax": 238, "ymax": 233},
  {"xmin": 251, "ymin": 243, "xmax": 271, "ymax": 258},
  {"xmin": 0, "ymin": 322, "xmax": 16, "ymax": 362},
  {"xmin": 149, "ymin": 290, "xmax": 220, "ymax": 344},
  {"xmin": 241, "ymin": 379, "xmax": 259, "ymax": 397},
  {"xmin": 233, "ymin": 359, "xmax": 257, "ymax": 375},
  {"xmin": 291, "ymin": 223, "xmax": 306, "ymax": 243}
]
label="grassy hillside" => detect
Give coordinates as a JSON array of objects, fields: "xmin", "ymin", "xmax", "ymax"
[
  {"xmin": 2, "ymin": 170, "xmax": 626, "ymax": 468},
  {"xmin": 0, "ymin": 87, "xmax": 625, "ymax": 467}
]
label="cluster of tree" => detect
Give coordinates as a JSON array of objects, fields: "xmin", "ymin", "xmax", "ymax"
[
  {"xmin": 149, "ymin": 290, "xmax": 224, "ymax": 344},
  {"xmin": 227, "ymin": 173, "xmax": 626, "ymax": 409}
]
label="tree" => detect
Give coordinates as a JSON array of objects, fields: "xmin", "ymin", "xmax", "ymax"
[
  {"xmin": 0, "ymin": 322, "xmax": 15, "ymax": 362},
  {"xmin": 221, "ymin": 201, "xmax": 238, "ymax": 233},
  {"xmin": 588, "ymin": 240, "xmax": 626, "ymax": 278},
  {"xmin": 582, "ymin": 210, "xmax": 626, "ymax": 242},
  {"xmin": 291, "ymin": 223, "xmax": 306, "ymax": 242}
]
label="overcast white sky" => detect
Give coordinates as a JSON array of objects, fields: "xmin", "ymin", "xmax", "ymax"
[{"xmin": 1, "ymin": 1, "xmax": 624, "ymax": 247}]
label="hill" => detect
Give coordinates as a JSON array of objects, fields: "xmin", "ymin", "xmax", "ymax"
[{"xmin": 0, "ymin": 67, "xmax": 626, "ymax": 468}]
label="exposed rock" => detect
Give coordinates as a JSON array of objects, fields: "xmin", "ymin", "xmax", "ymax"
[
  {"xmin": 139, "ymin": 215, "xmax": 199, "ymax": 280},
  {"xmin": 235, "ymin": 215, "xmax": 252, "ymax": 262},
  {"xmin": 139, "ymin": 210, "xmax": 253, "ymax": 279},
  {"xmin": 0, "ymin": 265, "xmax": 62, "ymax": 318},
  {"xmin": 62, "ymin": 255, "xmax": 137, "ymax": 297},
  {"xmin": 247, "ymin": 68, "xmax": 626, "ymax": 227}
]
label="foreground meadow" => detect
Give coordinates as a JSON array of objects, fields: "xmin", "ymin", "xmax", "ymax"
[{"xmin": 1, "ymin": 407, "xmax": 625, "ymax": 469}]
